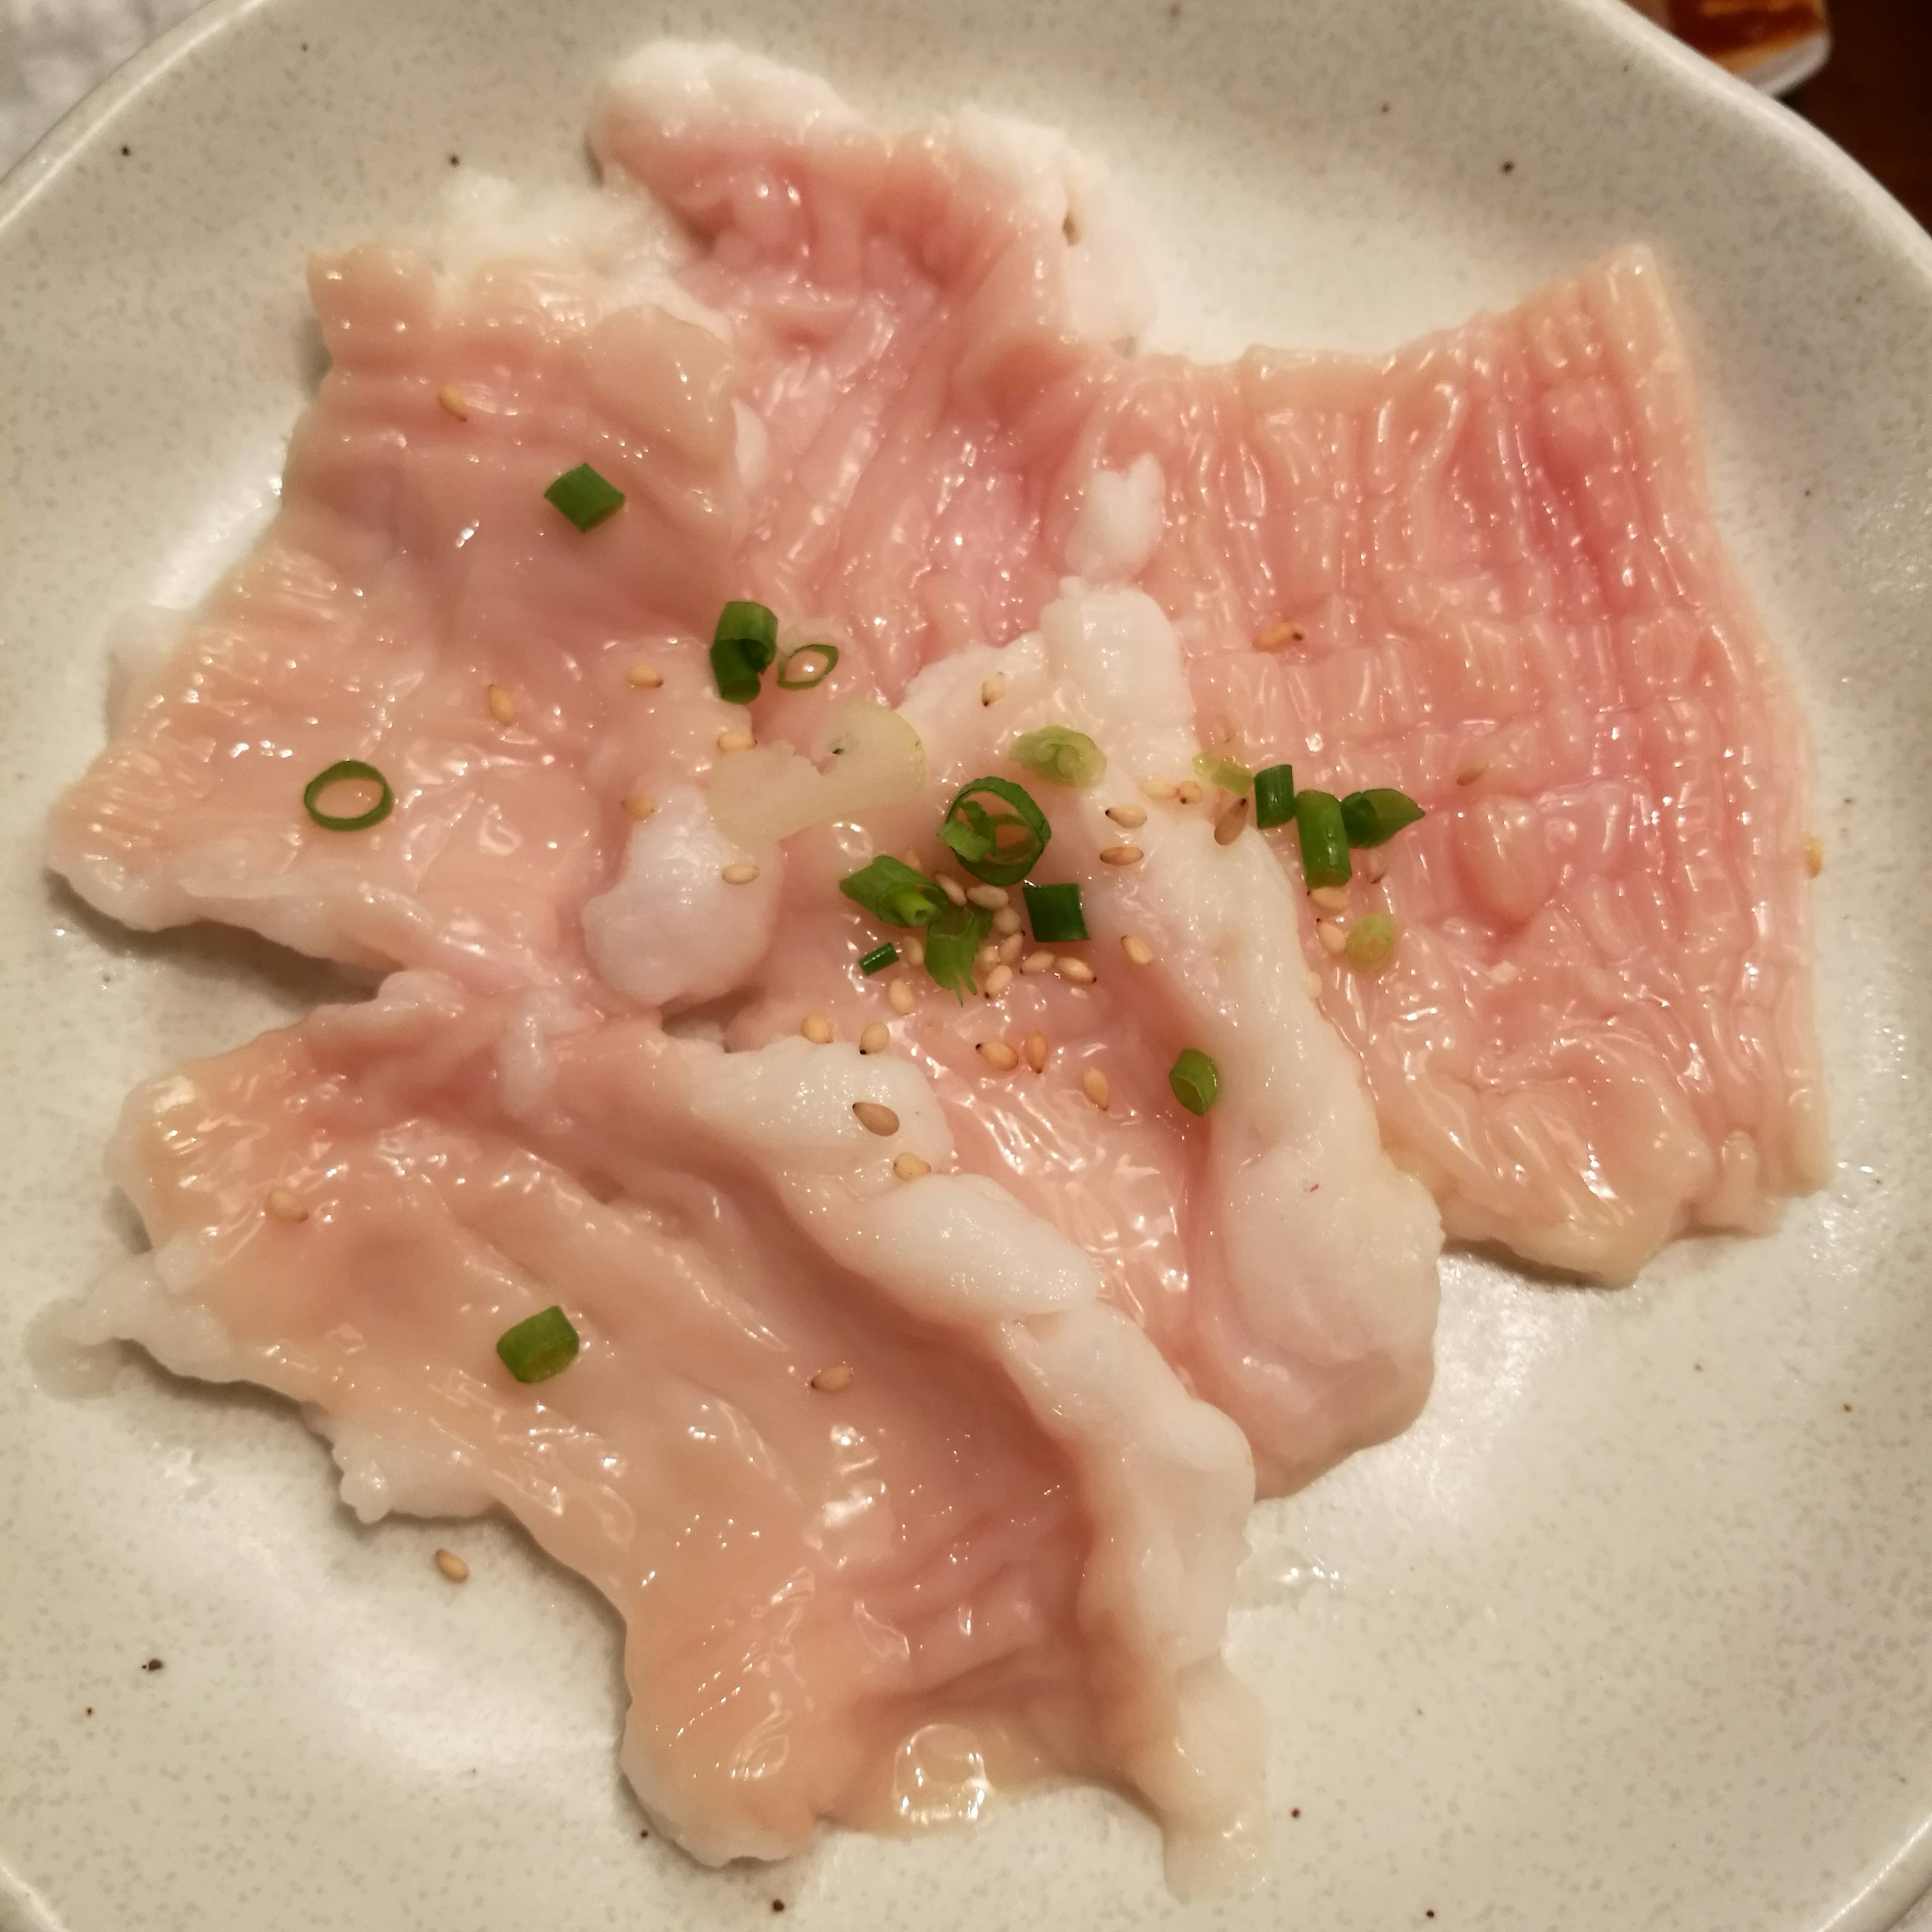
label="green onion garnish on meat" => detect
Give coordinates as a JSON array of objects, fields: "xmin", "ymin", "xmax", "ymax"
[
  {"xmin": 301, "ymin": 760, "xmax": 394, "ymax": 832},
  {"xmin": 1010, "ymin": 726, "xmax": 1105, "ymax": 789},
  {"xmin": 1294, "ymin": 788, "xmax": 1352, "ymax": 888},
  {"xmin": 923, "ymin": 904, "xmax": 992, "ymax": 1001},
  {"xmin": 1340, "ymin": 787, "xmax": 1425, "ymax": 847},
  {"xmin": 776, "ymin": 642, "xmax": 839, "ymax": 690},
  {"xmin": 1193, "ymin": 752, "xmax": 1252, "ymax": 796},
  {"xmin": 709, "ymin": 600, "xmax": 778, "ymax": 704},
  {"xmin": 543, "ymin": 463, "xmax": 625, "ymax": 532},
  {"xmin": 839, "ymin": 855, "xmax": 947, "ymax": 928},
  {"xmin": 1022, "ymin": 880, "xmax": 1088, "ymax": 943},
  {"xmin": 1345, "ymin": 912, "xmax": 1399, "ymax": 974},
  {"xmin": 1252, "ymin": 763, "xmax": 1296, "ymax": 829},
  {"xmin": 496, "ymin": 1305, "xmax": 580, "ymax": 1384},
  {"xmin": 858, "ymin": 941, "xmax": 900, "ymax": 975},
  {"xmin": 1168, "ymin": 1048, "xmax": 1221, "ymax": 1116},
  {"xmin": 938, "ymin": 776, "xmax": 1051, "ymax": 887}
]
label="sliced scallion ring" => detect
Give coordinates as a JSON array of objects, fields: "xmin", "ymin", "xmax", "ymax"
[
  {"xmin": 1010, "ymin": 726, "xmax": 1105, "ymax": 789},
  {"xmin": 496, "ymin": 1305, "xmax": 580, "ymax": 1383},
  {"xmin": 938, "ymin": 776, "xmax": 1051, "ymax": 887},
  {"xmin": 301, "ymin": 760, "xmax": 394, "ymax": 832},
  {"xmin": 1168, "ymin": 1048, "xmax": 1221, "ymax": 1116},
  {"xmin": 776, "ymin": 642, "xmax": 840, "ymax": 690}
]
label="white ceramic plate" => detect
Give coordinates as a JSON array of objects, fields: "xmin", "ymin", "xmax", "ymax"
[{"xmin": 3, "ymin": 3, "xmax": 1929, "ymax": 1927}]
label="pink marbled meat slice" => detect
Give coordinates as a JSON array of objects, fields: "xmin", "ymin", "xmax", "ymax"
[
  {"xmin": 75, "ymin": 974, "xmax": 1260, "ymax": 1880},
  {"xmin": 601, "ymin": 57, "xmax": 1824, "ymax": 1278}
]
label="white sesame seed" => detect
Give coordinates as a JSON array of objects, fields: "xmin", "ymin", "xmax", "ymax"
[
  {"xmin": 1214, "ymin": 799, "xmax": 1250, "ymax": 846},
  {"xmin": 980, "ymin": 674, "xmax": 1007, "ymax": 706},
  {"xmin": 625, "ymin": 662, "xmax": 663, "ymax": 689},
  {"xmin": 965, "ymin": 884, "xmax": 1009, "ymax": 910},
  {"xmin": 434, "ymin": 1548, "xmax": 469, "ymax": 1581},
  {"xmin": 1304, "ymin": 971, "xmax": 1323, "ymax": 998},
  {"xmin": 1021, "ymin": 951, "xmax": 1056, "ymax": 975},
  {"xmin": 487, "ymin": 683, "xmax": 516, "ymax": 725},
  {"xmin": 811, "ymin": 1363, "xmax": 854, "ymax": 1393},
  {"xmin": 977, "ymin": 1040, "xmax": 1020, "ymax": 1071},
  {"xmin": 1804, "ymin": 836, "xmax": 1824, "ymax": 877},
  {"xmin": 1056, "ymin": 956, "xmax": 1096, "ymax": 985},
  {"xmin": 1121, "ymin": 934, "xmax": 1153, "ymax": 966},
  {"xmin": 1081, "ymin": 1068, "xmax": 1111, "ymax": 1110},
  {"xmin": 1175, "ymin": 780, "xmax": 1204, "ymax": 805},
  {"xmin": 1316, "ymin": 919, "xmax": 1348, "ymax": 956},
  {"xmin": 621, "ymin": 792, "xmax": 656, "ymax": 821},
  {"xmin": 1359, "ymin": 848, "xmax": 1388, "ymax": 884},
  {"xmin": 1105, "ymin": 802, "xmax": 1148, "ymax": 830},
  {"xmin": 1309, "ymin": 884, "xmax": 1349, "ymax": 913},
  {"xmin": 1254, "ymin": 619, "xmax": 1304, "ymax": 651},
  {"xmin": 900, "ymin": 848, "xmax": 923, "ymax": 869},
  {"xmin": 903, "ymin": 938, "xmax": 925, "ymax": 967},
  {"xmin": 992, "ymin": 906, "xmax": 1023, "ymax": 936},
  {"xmin": 888, "ymin": 977, "xmax": 917, "ymax": 1014},
  {"xmin": 997, "ymin": 931, "xmax": 1024, "ymax": 964},
  {"xmin": 716, "ymin": 729, "xmax": 755, "ymax": 753},
  {"xmin": 934, "ymin": 873, "xmax": 968, "ymax": 908},
  {"xmin": 1139, "ymin": 778, "xmax": 1178, "ymax": 802},
  {"xmin": 801, "ymin": 1013, "xmax": 834, "ymax": 1044},
  {"xmin": 721, "ymin": 861, "xmax": 759, "ymax": 885},
  {"xmin": 893, "ymin": 1152, "xmax": 931, "ymax": 1181},
  {"xmin": 859, "ymin": 1022, "xmax": 891, "ymax": 1055},
  {"xmin": 264, "ymin": 1187, "xmax": 307, "ymax": 1223},
  {"xmin": 1099, "ymin": 843, "xmax": 1144, "ymax": 866},
  {"xmin": 984, "ymin": 963, "xmax": 1014, "ymax": 997},
  {"xmin": 436, "ymin": 385, "xmax": 468, "ymax": 421},
  {"xmin": 1023, "ymin": 1031, "xmax": 1048, "ymax": 1072},
  {"xmin": 852, "ymin": 1100, "xmax": 900, "ymax": 1136},
  {"xmin": 975, "ymin": 943, "xmax": 1000, "ymax": 972}
]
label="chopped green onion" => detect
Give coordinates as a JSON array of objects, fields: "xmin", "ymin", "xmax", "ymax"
[
  {"xmin": 1253, "ymin": 763, "xmax": 1296, "ymax": 830},
  {"xmin": 1340, "ymin": 787, "xmax": 1425, "ymax": 847},
  {"xmin": 1345, "ymin": 912, "xmax": 1399, "ymax": 974},
  {"xmin": 543, "ymin": 463, "xmax": 625, "ymax": 532},
  {"xmin": 1295, "ymin": 788, "xmax": 1352, "ymax": 888},
  {"xmin": 923, "ymin": 904, "xmax": 992, "ymax": 1001},
  {"xmin": 859, "ymin": 941, "xmax": 899, "ymax": 975},
  {"xmin": 496, "ymin": 1305, "xmax": 580, "ymax": 1383},
  {"xmin": 710, "ymin": 600, "xmax": 778, "ymax": 704},
  {"xmin": 938, "ymin": 776, "xmax": 1051, "ymax": 887},
  {"xmin": 776, "ymin": 642, "xmax": 839, "ymax": 690},
  {"xmin": 302, "ymin": 759, "xmax": 393, "ymax": 832},
  {"xmin": 1168, "ymin": 1048, "xmax": 1220, "ymax": 1116},
  {"xmin": 1010, "ymin": 726, "xmax": 1106, "ymax": 789},
  {"xmin": 1022, "ymin": 880, "xmax": 1088, "ymax": 943},
  {"xmin": 1193, "ymin": 751, "xmax": 1252, "ymax": 796},
  {"xmin": 839, "ymin": 855, "xmax": 947, "ymax": 928}
]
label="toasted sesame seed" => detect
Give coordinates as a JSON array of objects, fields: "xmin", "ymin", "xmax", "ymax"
[
  {"xmin": 1105, "ymin": 802, "xmax": 1148, "ymax": 830},
  {"xmin": 1139, "ymin": 778, "xmax": 1179, "ymax": 802},
  {"xmin": 1215, "ymin": 799, "xmax": 1251, "ymax": 846},
  {"xmin": 980, "ymin": 674, "xmax": 1007, "ymax": 706},
  {"xmin": 1081, "ymin": 1068, "xmax": 1111, "ymax": 1110},
  {"xmin": 487, "ymin": 683, "xmax": 516, "ymax": 725},
  {"xmin": 852, "ymin": 1100, "xmax": 900, "ymax": 1136},
  {"xmin": 1121, "ymin": 934, "xmax": 1153, "ymax": 966},
  {"xmin": 810, "ymin": 1363, "xmax": 854, "ymax": 1393},
  {"xmin": 899, "ymin": 848, "xmax": 923, "ymax": 869},
  {"xmin": 1359, "ymin": 848, "xmax": 1388, "ymax": 884},
  {"xmin": 997, "ymin": 931, "xmax": 1024, "ymax": 964},
  {"xmin": 935, "ymin": 873, "xmax": 968, "ymax": 908},
  {"xmin": 859, "ymin": 1022, "xmax": 891, "ymax": 1055},
  {"xmin": 1804, "ymin": 836, "xmax": 1824, "ymax": 877},
  {"xmin": 893, "ymin": 1152, "xmax": 931, "ymax": 1181},
  {"xmin": 965, "ymin": 884, "xmax": 1009, "ymax": 911},
  {"xmin": 976, "ymin": 942, "xmax": 1000, "ymax": 973},
  {"xmin": 721, "ymin": 861, "xmax": 759, "ymax": 885},
  {"xmin": 984, "ymin": 963, "xmax": 1014, "ymax": 997},
  {"xmin": 1175, "ymin": 780, "xmax": 1204, "ymax": 805},
  {"xmin": 1254, "ymin": 619, "xmax": 1305, "ymax": 651},
  {"xmin": 264, "ymin": 1186, "xmax": 307, "ymax": 1224},
  {"xmin": 434, "ymin": 1548, "xmax": 469, "ymax": 1581},
  {"xmin": 992, "ymin": 906, "xmax": 1023, "ymax": 936},
  {"xmin": 717, "ymin": 729, "xmax": 755, "ymax": 753},
  {"xmin": 1099, "ymin": 843, "xmax": 1144, "ymax": 866},
  {"xmin": 1309, "ymin": 884, "xmax": 1349, "ymax": 913},
  {"xmin": 1021, "ymin": 951, "xmax": 1056, "ymax": 975},
  {"xmin": 436, "ymin": 385, "xmax": 469, "ymax": 421},
  {"xmin": 625, "ymin": 662, "xmax": 663, "ymax": 689},
  {"xmin": 1304, "ymin": 970, "xmax": 1323, "ymax": 998},
  {"xmin": 1023, "ymin": 1031, "xmax": 1048, "ymax": 1072},
  {"xmin": 977, "ymin": 1039, "xmax": 1020, "ymax": 1071},
  {"xmin": 903, "ymin": 938, "xmax": 925, "ymax": 967},
  {"xmin": 621, "ymin": 792, "xmax": 656, "ymax": 821},
  {"xmin": 1056, "ymin": 956, "xmax": 1095, "ymax": 985},
  {"xmin": 801, "ymin": 1013, "xmax": 834, "ymax": 1044},
  {"xmin": 1456, "ymin": 758, "xmax": 1488, "ymax": 786},
  {"xmin": 888, "ymin": 977, "xmax": 917, "ymax": 1014},
  {"xmin": 1316, "ymin": 919, "xmax": 1348, "ymax": 956}
]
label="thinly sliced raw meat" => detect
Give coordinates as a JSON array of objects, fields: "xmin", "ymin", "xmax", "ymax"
[{"xmin": 70, "ymin": 972, "xmax": 1262, "ymax": 1888}]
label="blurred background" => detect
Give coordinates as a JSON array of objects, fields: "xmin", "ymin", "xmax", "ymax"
[{"xmin": 0, "ymin": 0, "xmax": 1926, "ymax": 222}]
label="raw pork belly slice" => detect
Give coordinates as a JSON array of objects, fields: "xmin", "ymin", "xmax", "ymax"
[
  {"xmin": 71, "ymin": 974, "xmax": 1262, "ymax": 1888},
  {"xmin": 599, "ymin": 46, "xmax": 1824, "ymax": 1277}
]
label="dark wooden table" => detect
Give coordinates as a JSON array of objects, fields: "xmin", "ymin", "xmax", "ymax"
[{"xmin": 1790, "ymin": 0, "xmax": 1930, "ymax": 227}]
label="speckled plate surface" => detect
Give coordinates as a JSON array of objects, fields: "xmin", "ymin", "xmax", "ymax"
[{"xmin": 2, "ymin": 2, "xmax": 1929, "ymax": 1928}]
